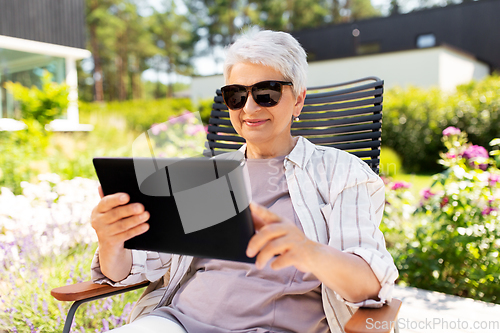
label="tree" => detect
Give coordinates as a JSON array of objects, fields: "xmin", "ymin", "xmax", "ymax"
[
  {"xmin": 185, "ymin": 0, "xmax": 258, "ymax": 66},
  {"xmin": 186, "ymin": 0, "xmax": 382, "ymax": 62},
  {"xmin": 349, "ymin": 0, "xmax": 381, "ymax": 21},
  {"xmin": 251, "ymin": 0, "xmax": 330, "ymax": 31},
  {"xmin": 390, "ymin": 0, "xmax": 400, "ymax": 15},
  {"xmin": 111, "ymin": 2, "xmax": 157, "ymax": 100},
  {"xmin": 148, "ymin": 1, "xmax": 198, "ymax": 97},
  {"xmin": 86, "ymin": 0, "xmax": 117, "ymax": 101}
]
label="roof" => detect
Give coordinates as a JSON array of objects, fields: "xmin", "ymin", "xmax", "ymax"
[
  {"xmin": 292, "ymin": 0, "xmax": 500, "ymax": 71},
  {"xmin": 0, "ymin": 0, "xmax": 86, "ymax": 49}
]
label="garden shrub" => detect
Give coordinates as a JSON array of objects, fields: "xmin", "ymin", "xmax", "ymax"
[
  {"xmin": 380, "ymin": 146, "xmax": 403, "ymax": 177},
  {"xmin": 382, "ymin": 74, "xmax": 500, "ymax": 173},
  {"xmin": 1, "ymin": 97, "xmax": 209, "ymax": 194},
  {"xmin": 385, "ymin": 127, "xmax": 500, "ymax": 303},
  {"xmin": 4, "ymin": 71, "xmax": 69, "ymax": 128},
  {"xmin": 79, "ymin": 97, "xmax": 196, "ymax": 133},
  {"xmin": 1, "ymin": 72, "xmax": 70, "ymax": 194}
]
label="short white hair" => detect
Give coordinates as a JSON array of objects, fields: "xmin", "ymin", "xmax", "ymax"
[{"xmin": 223, "ymin": 30, "xmax": 308, "ymax": 97}]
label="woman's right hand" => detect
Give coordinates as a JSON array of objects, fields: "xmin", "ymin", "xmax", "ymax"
[{"xmin": 90, "ymin": 186, "xmax": 150, "ymax": 282}]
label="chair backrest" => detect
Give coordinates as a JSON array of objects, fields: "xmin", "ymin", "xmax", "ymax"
[{"xmin": 205, "ymin": 77, "xmax": 383, "ymax": 175}]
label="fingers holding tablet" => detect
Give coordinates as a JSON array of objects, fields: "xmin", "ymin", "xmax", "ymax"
[{"xmin": 91, "ymin": 191, "xmax": 150, "ymax": 248}]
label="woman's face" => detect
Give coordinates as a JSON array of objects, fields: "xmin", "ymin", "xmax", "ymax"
[{"xmin": 227, "ymin": 62, "xmax": 304, "ymax": 153}]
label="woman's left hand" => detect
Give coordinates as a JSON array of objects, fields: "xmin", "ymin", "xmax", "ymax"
[{"xmin": 246, "ymin": 202, "xmax": 320, "ymax": 272}]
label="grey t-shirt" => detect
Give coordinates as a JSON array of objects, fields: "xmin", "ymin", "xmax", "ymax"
[{"xmin": 151, "ymin": 156, "xmax": 329, "ymax": 333}]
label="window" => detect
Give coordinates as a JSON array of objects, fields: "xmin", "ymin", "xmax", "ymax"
[
  {"xmin": 416, "ymin": 33, "xmax": 436, "ymax": 48},
  {"xmin": 356, "ymin": 42, "xmax": 381, "ymax": 55},
  {"xmin": 0, "ymin": 48, "xmax": 65, "ymax": 118}
]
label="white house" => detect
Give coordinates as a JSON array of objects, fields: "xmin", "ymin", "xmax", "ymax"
[
  {"xmin": 190, "ymin": 45, "xmax": 489, "ymax": 105},
  {"xmin": 0, "ymin": 0, "xmax": 92, "ymax": 131}
]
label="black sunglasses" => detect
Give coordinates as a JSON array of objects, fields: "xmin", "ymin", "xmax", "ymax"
[{"xmin": 221, "ymin": 80, "xmax": 293, "ymax": 110}]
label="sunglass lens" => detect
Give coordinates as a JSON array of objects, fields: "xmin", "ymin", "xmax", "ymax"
[
  {"xmin": 223, "ymin": 85, "xmax": 247, "ymax": 109},
  {"xmin": 252, "ymin": 81, "xmax": 282, "ymax": 107}
]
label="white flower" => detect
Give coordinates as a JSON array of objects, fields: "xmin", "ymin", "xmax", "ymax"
[
  {"xmin": 451, "ymin": 165, "xmax": 466, "ymax": 179},
  {"xmin": 0, "ymin": 175, "xmax": 100, "ymax": 264}
]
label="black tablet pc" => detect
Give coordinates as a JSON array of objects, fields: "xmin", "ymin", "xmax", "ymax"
[{"xmin": 93, "ymin": 156, "xmax": 255, "ymax": 263}]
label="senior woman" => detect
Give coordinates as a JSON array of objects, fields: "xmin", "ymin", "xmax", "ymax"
[{"xmin": 90, "ymin": 30, "xmax": 398, "ymax": 333}]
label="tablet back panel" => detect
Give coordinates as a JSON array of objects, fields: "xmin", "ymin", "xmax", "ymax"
[{"xmin": 93, "ymin": 157, "xmax": 255, "ymax": 263}]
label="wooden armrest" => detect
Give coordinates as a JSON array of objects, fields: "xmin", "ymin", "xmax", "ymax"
[
  {"xmin": 51, "ymin": 280, "xmax": 150, "ymax": 302},
  {"xmin": 345, "ymin": 299, "xmax": 402, "ymax": 333}
]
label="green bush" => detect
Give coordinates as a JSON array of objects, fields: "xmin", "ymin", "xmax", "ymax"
[
  {"xmin": 0, "ymin": 108, "xmax": 137, "ymax": 194},
  {"xmin": 380, "ymin": 146, "xmax": 403, "ymax": 177},
  {"xmin": 1, "ymin": 97, "xmax": 207, "ymax": 194},
  {"xmin": 382, "ymin": 74, "xmax": 500, "ymax": 173},
  {"xmin": 79, "ymin": 98, "xmax": 195, "ymax": 133},
  {"xmin": 0, "ymin": 72, "xmax": 71, "ymax": 193},
  {"xmin": 4, "ymin": 71, "xmax": 69, "ymax": 127}
]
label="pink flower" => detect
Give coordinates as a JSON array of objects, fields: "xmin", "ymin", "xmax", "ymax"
[
  {"xmin": 420, "ymin": 188, "xmax": 435, "ymax": 200},
  {"xmin": 442, "ymin": 126, "xmax": 461, "ymax": 136},
  {"xmin": 151, "ymin": 124, "xmax": 161, "ymax": 135},
  {"xmin": 391, "ymin": 181, "xmax": 411, "ymax": 190},
  {"xmin": 169, "ymin": 115, "xmax": 183, "ymax": 124},
  {"xmin": 445, "ymin": 153, "xmax": 457, "ymax": 159},
  {"xmin": 159, "ymin": 123, "xmax": 168, "ymax": 131},
  {"xmin": 482, "ymin": 207, "xmax": 497, "ymax": 216},
  {"xmin": 489, "ymin": 174, "xmax": 500, "ymax": 186},
  {"xmin": 169, "ymin": 111, "xmax": 196, "ymax": 125},
  {"xmin": 186, "ymin": 124, "xmax": 204, "ymax": 136},
  {"xmin": 462, "ymin": 145, "xmax": 489, "ymax": 159},
  {"xmin": 462, "ymin": 145, "xmax": 489, "ymax": 170},
  {"xmin": 440, "ymin": 196, "xmax": 449, "ymax": 207}
]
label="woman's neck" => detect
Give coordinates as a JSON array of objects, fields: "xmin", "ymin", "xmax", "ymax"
[{"xmin": 245, "ymin": 136, "xmax": 298, "ymax": 159}]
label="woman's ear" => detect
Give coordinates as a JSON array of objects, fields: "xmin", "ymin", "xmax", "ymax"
[{"xmin": 293, "ymin": 88, "xmax": 307, "ymax": 118}]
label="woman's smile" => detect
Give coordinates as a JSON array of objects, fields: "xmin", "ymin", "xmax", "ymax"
[{"xmin": 243, "ymin": 118, "xmax": 269, "ymax": 127}]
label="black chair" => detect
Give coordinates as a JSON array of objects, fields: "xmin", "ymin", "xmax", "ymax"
[{"xmin": 51, "ymin": 77, "xmax": 401, "ymax": 333}]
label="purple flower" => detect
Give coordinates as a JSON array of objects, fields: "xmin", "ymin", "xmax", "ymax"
[
  {"xmin": 442, "ymin": 126, "xmax": 461, "ymax": 136},
  {"xmin": 420, "ymin": 188, "xmax": 435, "ymax": 200},
  {"xmin": 42, "ymin": 299, "xmax": 48, "ymax": 315},
  {"xmin": 391, "ymin": 181, "xmax": 411, "ymax": 190},
  {"xmin": 462, "ymin": 145, "xmax": 489, "ymax": 159},
  {"xmin": 103, "ymin": 298, "xmax": 113, "ymax": 311},
  {"xmin": 25, "ymin": 319, "xmax": 34, "ymax": 333},
  {"xmin": 482, "ymin": 207, "xmax": 497, "ymax": 216},
  {"xmin": 462, "ymin": 145, "xmax": 489, "ymax": 170},
  {"xmin": 102, "ymin": 318, "xmax": 109, "ymax": 331}
]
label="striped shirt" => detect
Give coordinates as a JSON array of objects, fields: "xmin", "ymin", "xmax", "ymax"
[{"xmin": 91, "ymin": 136, "xmax": 398, "ymax": 332}]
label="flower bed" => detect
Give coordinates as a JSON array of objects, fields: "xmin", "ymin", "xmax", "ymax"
[
  {"xmin": 0, "ymin": 175, "xmax": 141, "ymax": 332},
  {"xmin": 383, "ymin": 128, "xmax": 500, "ymax": 303}
]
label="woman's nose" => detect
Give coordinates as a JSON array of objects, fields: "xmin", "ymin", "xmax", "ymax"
[{"xmin": 242, "ymin": 93, "xmax": 261, "ymax": 114}]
